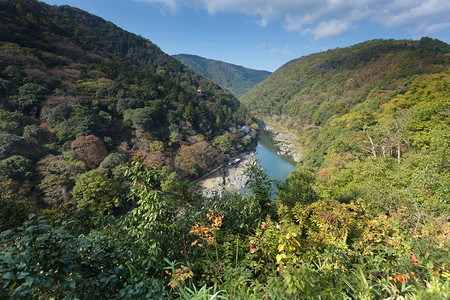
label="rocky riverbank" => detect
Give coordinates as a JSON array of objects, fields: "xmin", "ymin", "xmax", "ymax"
[
  {"xmin": 264, "ymin": 124, "xmax": 302, "ymax": 162},
  {"xmin": 196, "ymin": 123, "xmax": 301, "ymax": 198},
  {"xmin": 197, "ymin": 152, "xmax": 257, "ymax": 198}
]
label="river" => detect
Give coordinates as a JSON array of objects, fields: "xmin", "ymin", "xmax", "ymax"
[
  {"xmin": 254, "ymin": 130, "xmax": 296, "ymax": 183},
  {"xmin": 198, "ymin": 129, "xmax": 297, "ymax": 197}
]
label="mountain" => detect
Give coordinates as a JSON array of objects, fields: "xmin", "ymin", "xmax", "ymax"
[
  {"xmin": 173, "ymin": 54, "xmax": 271, "ymax": 98},
  {"xmin": 1, "ymin": 3, "xmax": 449, "ymax": 298},
  {"xmin": 0, "ymin": 0, "xmax": 255, "ymax": 214},
  {"xmin": 241, "ymin": 38, "xmax": 450, "ymax": 163},
  {"xmin": 241, "ymin": 38, "xmax": 449, "ymax": 119},
  {"xmin": 242, "ymin": 37, "xmax": 449, "ymax": 210}
]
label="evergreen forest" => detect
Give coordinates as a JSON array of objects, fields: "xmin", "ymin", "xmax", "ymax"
[
  {"xmin": 173, "ymin": 54, "xmax": 271, "ymax": 98},
  {"xmin": 0, "ymin": 0, "xmax": 449, "ymax": 299}
]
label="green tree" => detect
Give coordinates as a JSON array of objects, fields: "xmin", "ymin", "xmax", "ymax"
[
  {"xmin": 244, "ymin": 163, "xmax": 275, "ymax": 220},
  {"xmin": 0, "ymin": 109, "xmax": 36, "ymax": 135},
  {"xmin": 38, "ymin": 152, "xmax": 87, "ymax": 205},
  {"xmin": 0, "ymin": 155, "xmax": 34, "ymax": 181},
  {"xmin": 13, "ymin": 83, "xmax": 49, "ymax": 115},
  {"xmin": 72, "ymin": 170, "xmax": 120, "ymax": 214},
  {"xmin": 100, "ymin": 152, "xmax": 127, "ymax": 169},
  {"xmin": 0, "ymin": 134, "xmax": 35, "ymax": 160},
  {"xmin": 45, "ymin": 103, "xmax": 72, "ymax": 127},
  {"xmin": 23, "ymin": 125, "xmax": 49, "ymax": 145},
  {"xmin": 276, "ymin": 168, "xmax": 317, "ymax": 208}
]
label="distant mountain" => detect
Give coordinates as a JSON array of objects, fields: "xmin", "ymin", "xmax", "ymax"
[{"xmin": 173, "ymin": 54, "xmax": 271, "ymax": 98}]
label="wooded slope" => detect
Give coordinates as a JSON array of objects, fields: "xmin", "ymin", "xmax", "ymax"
[{"xmin": 174, "ymin": 54, "xmax": 270, "ymax": 98}]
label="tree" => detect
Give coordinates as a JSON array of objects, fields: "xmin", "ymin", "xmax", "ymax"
[
  {"xmin": 45, "ymin": 103, "xmax": 72, "ymax": 127},
  {"xmin": 71, "ymin": 135, "xmax": 108, "ymax": 169},
  {"xmin": 13, "ymin": 83, "xmax": 49, "ymax": 115},
  {"xmin": 100, "ymin": 152, "xmax": 127, "ymax": 169},
  {"xmin": 175, "ymin": 145, "xmax": 198, "ymax": 176},
  {"xmin": 276, "ymin": 168, "xmax": 317, "ymax": 208},
  {"xmin": 213, "ymin": 132, "xmax": 237, "ymax": 153},
  {"xmin": 244, "ymin": 163, "xmax": 274, "ymax": 217},
  {"xmin": 23, "ymin": 124, "xmax": 49, "ymax": 145},
  {"xmin": 37, "ymin": 152, "xmax": 87, "ymax": 205},
  {"xmin": 191, "ymin": 141, "xmax": 224, "ymax": 170},
  {"xmin": 72, "ymin": 170, "xmax": 120, "ymax": 214},
  {"xmin": 0, "ymin": 155, "xmax": 34, "ymax": 181},
  {"xmin": 0, "ymin": 134, "xmax": 35, "ymax": 160},
  {"xmin": 0, "ymin": 109, "xmax": 36, "ymax": 135}
]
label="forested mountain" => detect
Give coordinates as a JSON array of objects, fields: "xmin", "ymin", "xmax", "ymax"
[
  {"xmin": 241, "ymin": 38, "xmax": 449, "ymax": 164},
  {"xmin": 0, "ymin": 0, "xmax": 255, "ymax": 222},
  {"xmin": 173, "ymin": 54, "xmax": 271, "ymax": 97}
]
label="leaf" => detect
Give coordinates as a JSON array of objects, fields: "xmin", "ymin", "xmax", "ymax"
[
  {"xmin": 2, "ymin": 272, "xmax": 14, "ymax": 280},
  {"xmin": 16, "ymin": 272, "xmax": 29, "ymax": 280}
]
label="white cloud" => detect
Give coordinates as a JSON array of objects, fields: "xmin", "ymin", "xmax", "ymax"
[
  {"xmin": 424, "ymin": 22, "xmax": 450, "ymax": 34},
  {"xmin": 260, "ymin": 42, "xmax": 291, "ymax": 54},
  {"xmin": 312, "ymin": 19, "xmax": 355, "ymax": 39},
  {"xmin": 135, "ymin": 0, "xmax": 450, "ymax": 38}
]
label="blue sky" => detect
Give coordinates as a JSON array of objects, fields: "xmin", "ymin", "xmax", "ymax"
[{"xmin": 42, "ymin": 0, "xmax": 450, "ymax": 72}]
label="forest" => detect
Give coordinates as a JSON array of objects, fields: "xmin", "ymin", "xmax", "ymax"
[
  {"xmin": 173, "ymin": 54, "xmax": 271, "ymax": 98},
  {"xmin": 1, "ymin": 0, "xmax": 449, "ymax": 299}
]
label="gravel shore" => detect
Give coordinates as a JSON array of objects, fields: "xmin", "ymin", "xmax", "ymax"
[
  {"xmin": 197, "ymin": 152, "xmax": 257, "ymax": 198},
  {"xmin": 264, "ymin": 124, "xmax": 302, "ymax": 162}
]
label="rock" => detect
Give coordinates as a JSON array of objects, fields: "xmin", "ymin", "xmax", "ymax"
[
  {"xmin": 198, "ymin": 152, "xmax": 257, "ymax": 197},
  {"xmin": 266, "ymin": 124, "xmax": 302, "ymax": 162}
]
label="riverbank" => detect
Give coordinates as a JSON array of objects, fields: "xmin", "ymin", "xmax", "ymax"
[
  {"xmin": 197, "ymin": 152, "xmax": 257, "ymax": 198},
  {"xmin": 196, "ymin": 120, "xmax": 302, "ymax": 197},
  {"xmin": 262, "ymin": 122, "xmax": 302, "ymax": 162}
]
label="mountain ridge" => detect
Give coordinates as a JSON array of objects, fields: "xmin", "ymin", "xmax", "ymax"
[
  {"xmin": 173, "ymin": 53, "xmax": 271, "ymax": 97},
  {"xmin": 241, "ymin": 37, "xmax": 450, "ymax": 123}
]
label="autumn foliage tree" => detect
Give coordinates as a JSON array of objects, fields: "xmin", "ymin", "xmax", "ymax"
[
  {"xmin": 70, "ymin": 135, "xmax": 108, "ymax": 169},
  {"xmin": 175, "ymin": 141, "xmax": 224, "ymax": 177}
]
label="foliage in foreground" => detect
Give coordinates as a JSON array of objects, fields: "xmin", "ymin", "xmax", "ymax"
[{"xmin": 1, "ymin": 160, "xmax": 449, "ymax": 299}]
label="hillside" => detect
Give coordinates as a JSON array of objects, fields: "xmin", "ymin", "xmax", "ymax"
[
  {"xmin": 241, "ymin": 38, "xmax": 450, "ymax": 164},
  {"xmin": 241, "ymin": 38, "xmax": 449, "ymax": 120},
  {"xmin": 173, "ymin": 54, "xmax": 271, "ymax": 97},
  {"xmin": 0, "ymin": 0, "xmax": 255, "ymax": 220}
]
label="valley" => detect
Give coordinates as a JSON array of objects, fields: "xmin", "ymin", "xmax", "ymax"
[
  {"xmin": 0, "ymin": 1, "xmax": 449, "ymax": 299},
  {"xmin": 197, "ymin": 125, "xmax": 298, "ymax": 197}
]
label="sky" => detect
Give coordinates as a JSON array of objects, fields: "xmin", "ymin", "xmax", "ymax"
[{"xmin": 41, "ymin": 0, "xmax": 450, "ymax": 72}]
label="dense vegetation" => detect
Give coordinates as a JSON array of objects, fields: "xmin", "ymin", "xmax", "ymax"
[
  {"xmin": 173, "ymin": 54, "xmax": 271, "ymax": 98},
  {"xmin": 0, "ymin": 1, "xmax": 449, "ymax": 299},
  {"xmin": 241, "ymin": 38, "xmax": 449, "ymax": 125},
  {"xmin": 0, "ymin": 0, "xmax": 256, "ymax": 223}
]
